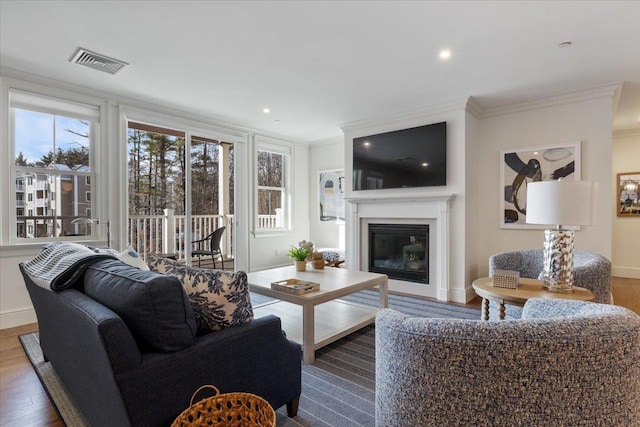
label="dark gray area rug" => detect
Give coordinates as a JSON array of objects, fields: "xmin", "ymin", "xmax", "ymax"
[{"xmin": 20, "ymin": 290, "xmax": 479, "ymax": 427}]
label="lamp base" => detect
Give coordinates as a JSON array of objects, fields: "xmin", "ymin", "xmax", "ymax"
[{"xmin": 542, "ymin": 229, "xmax": 575, "ymax": 293}]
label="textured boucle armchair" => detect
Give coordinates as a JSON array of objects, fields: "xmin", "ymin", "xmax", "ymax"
[
  {"xmin": 375, "ymin": 300, "xmax": 640, "ymax": 427},
  {"xmin": 488, "ymin": 248, "xmax": 611, "ymax": 319}
]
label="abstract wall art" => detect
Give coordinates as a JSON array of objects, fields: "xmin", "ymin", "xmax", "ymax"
[
  {"xmin": 319, "ymin": 169, "xmax": 345, "ymax": 222},
  {"xmin": 500, "ymin": 142, "xmax": 581, "ymax": 228}
]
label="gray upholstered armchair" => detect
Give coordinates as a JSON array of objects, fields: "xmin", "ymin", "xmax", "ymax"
[
  {"xmin": 488, "ymin": 248, "xmax": 611, "ymax": 319},
  {"xmin": 375, "ymin": 300, "xmax": 640, "ymax": 427}
]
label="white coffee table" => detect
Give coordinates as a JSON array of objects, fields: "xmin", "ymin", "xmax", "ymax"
[{"xmin": 247, "ymin": 266, "xmax": 388, "ymax": 363}]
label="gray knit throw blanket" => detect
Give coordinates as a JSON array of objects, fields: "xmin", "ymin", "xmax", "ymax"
[{"xmin": 22, "ymin": 242, "xmax": 117, "ymax": 291}]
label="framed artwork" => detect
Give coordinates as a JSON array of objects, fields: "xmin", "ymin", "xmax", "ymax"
[
  {"xmin": 500, "ymin": 142, "xmax": 581, "ymax": 228},
  {"xmin": 616, "ymin": 171, "xmax": 640, "ymax": 217},
  {"xmin": 319, "ymin": 169, "xmax": 345, "ymax": 222}
]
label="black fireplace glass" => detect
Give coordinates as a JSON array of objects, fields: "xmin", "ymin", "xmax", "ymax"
[{"xmin": 368, "ymin": 224, "xmax": 429, "ymax": 284}]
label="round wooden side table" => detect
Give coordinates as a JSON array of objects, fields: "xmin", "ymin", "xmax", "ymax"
[{"xmin": 472, "ymin": 277, "xmax": 595, "ymax": 320}]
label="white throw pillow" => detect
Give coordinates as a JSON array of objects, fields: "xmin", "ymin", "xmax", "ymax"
[{"xmin": 118, "ymin": 246, "xmax": 150, "ymax": 270}]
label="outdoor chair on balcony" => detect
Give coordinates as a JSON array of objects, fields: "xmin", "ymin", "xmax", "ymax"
[{"xmin": 191, "ymin": 226, "xmax": 225, "ymax": 268}]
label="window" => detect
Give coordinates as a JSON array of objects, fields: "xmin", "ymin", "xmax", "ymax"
[
  {"xmin": 9, "ymin": 89, "xmax": 99, "ymax": 240},
  {"xmin": 86, "ymin": 191, "xmax": 91, "ymax": 202},
  {"xmin": 255, "ymin": 136, "xmax": 291, "ymax": 231}
]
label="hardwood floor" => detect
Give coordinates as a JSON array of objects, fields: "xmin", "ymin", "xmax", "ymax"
[
  {"xmin": 1, "ymin": 277, "xmax": 638, "ymax": 426},
  {"xmin": 0, "ymin": 323, "xmax": 63, "ymax": 426}
]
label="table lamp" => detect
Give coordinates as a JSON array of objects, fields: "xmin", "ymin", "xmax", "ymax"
[
  {"xmin": 526, "ymin": 180, "xmax": 595, "ymax": 293},
  {"xmin": 71, "ymin": 217, "xmax": 111, "ymax": 248}
]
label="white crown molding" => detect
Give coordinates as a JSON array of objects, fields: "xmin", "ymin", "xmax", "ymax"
[
  {"xmin": 465, "ymin": 96, "xmax": 483, "ymax": 118},
  {"xmin": 476, "ymin": 82, "xmax": 622, "ymax": 118},
  {"xmin": 613, "ymin": 128, "xmax": 640, "ymax": 138},
  {"xmin": 308, "ymin": 135, "xmax": 344, "ymax": 147},
  {"xmin": 339, "ymin": 97, "xmax": 469, "ymax": 133}
]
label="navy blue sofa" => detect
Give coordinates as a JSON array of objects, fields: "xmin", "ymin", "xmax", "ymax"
[{"xmin": 21, "ymin": 260, "xmax": 301, "ymax": 427}]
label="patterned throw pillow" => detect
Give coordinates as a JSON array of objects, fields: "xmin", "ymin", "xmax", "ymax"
[
  {"xmin": 118, "ymin": 246, "xmax": 150, "ymax": 270},
  {"xmin": 146, "ymin": 254, "xmax": 253, "ymax": 333}
]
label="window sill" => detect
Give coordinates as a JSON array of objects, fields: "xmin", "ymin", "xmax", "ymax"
[
  {"xmin": 0, "ymin": 238, "xmax": 104, "ymax": 258},
  {"xmin": 252, "ymin": 229, "xmax": 293, "ymax": 238}
]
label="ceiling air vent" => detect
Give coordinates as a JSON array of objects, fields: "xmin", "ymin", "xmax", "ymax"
[{"xmin": 70, "ymin": 48, "xmax": 128, "ymax": 75}]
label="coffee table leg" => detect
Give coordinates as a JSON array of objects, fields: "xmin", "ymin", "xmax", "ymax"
[
  {"xmin": 379, "ymin": 279, "xmax": 389, "ymax": 308},
  {"xmin": 499, "ymin": 303, "xmax": 506, "ymax": 320},
  {"xmin": 481, "ymin": 298, "xmax": 489, "ymax": 321},
  {"xmin": 302, "ymin": 303, "xmax": 315, "ymax": 364}
]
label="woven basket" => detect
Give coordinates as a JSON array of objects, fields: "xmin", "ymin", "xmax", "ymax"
[{"xmin": 171, "ymin": 385, "xmax": 276, "ymax": 427}]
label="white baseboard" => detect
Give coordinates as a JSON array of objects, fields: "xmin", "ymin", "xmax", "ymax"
[
  {"xmin": 612, "ymin": 267, "xmax": 640, "ymax": 279},
  {"xmin": 0, "ymin": 308, "xmax": 36, "ymax": 330},
  {"xmin": 463, "ymin": 286, "xmax": 479, "ymax": 304},
  {"xmin": 388, "ymin": 279, "xmax": 438, "ymax": 300}
]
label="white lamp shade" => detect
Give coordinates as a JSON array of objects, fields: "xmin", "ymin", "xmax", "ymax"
[{"xmin": 526, "ymin": 180, "xmax": 595, "ymax": 226}]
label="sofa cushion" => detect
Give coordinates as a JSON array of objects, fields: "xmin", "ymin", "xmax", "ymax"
[
  {"xmin": 84, "ymin": 259, "xmax": 197, "ymax": 352},
  {"xmin": 147, "ymin": 254, "xmax": 253, "ymax": 333}
]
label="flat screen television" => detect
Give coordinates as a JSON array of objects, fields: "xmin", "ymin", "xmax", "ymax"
[{"xmin": 352, "ymin": 122, "xmax": 446, "ymax": 191}]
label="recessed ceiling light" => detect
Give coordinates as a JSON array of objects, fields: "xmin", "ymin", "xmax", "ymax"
[
  {"xmin": 439, "ymin": 50, "xmax": 451, "ymax": 60},
  {"xmin": 422, "ymin": 162, "xmax": 429, "ymax": 167},
  {"xmin": 557, "ymin": 41, "xmax": 572, "ymax": 48},
  {"xmin": 263, "ymin": 107, "xmax": 270, "ymax": 114}
]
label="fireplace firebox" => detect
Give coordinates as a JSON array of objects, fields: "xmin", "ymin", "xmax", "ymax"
[{"xmin": 368, "ymin": 223, "xmax": 429, "ymax": 283}]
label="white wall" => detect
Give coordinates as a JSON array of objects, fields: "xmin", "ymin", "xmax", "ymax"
[
  {"xmin": 612, "ymin": 130, "xmax": 640, "ymax": 278},
  {"xmin": 308, "ymin": 138, "xmax": 345, "ymax": 250},
  {"xmin": 472, "ymin": 90, "xmax": 616, "ymax": 279},
  {"xmin": 464, "ymin": 107, "xmax": 482, "ymax": 285}
]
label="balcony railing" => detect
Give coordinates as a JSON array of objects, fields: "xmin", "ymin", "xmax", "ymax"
[
  {"xmin": 128, "ymin": 209, "xmax": 237, "ymax": 262},
  {"xmin": 15, "ymin": 210, "xmax": 280, "ymax": 264}
]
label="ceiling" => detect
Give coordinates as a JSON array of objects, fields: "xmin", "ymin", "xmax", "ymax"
[{"xmin": 1, "ymin": 1, "xmax": 639, "ymax": 142}]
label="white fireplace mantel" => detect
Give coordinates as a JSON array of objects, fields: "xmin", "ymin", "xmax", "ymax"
[
  {"xmin": 344, "ymin": 194, "xmax": 456, "ymax": 205},
  {"xmin": 345, "ymin": 193, "xmax": 456, "ymax": 301}
]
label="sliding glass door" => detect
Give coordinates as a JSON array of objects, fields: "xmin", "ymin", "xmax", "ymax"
[{"xmin": 126, "ymin": 121, "xmax": 234, "ymax": 266}]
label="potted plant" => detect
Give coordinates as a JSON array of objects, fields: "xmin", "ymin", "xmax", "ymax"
[{"xmin": 289, "ymin": 246, "xmax": 310, "ymax": 271}]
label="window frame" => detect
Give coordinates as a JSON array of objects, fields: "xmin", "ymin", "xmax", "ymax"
[
  {"xmin": 3, "ymin": 84, "xmax": 104, "ymax": 245},
  {"xmin": 253, "ymin": 135, "xmax": 293, "ymax": 235}
]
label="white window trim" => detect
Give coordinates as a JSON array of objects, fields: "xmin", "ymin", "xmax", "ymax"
[
  {"xmin": 253, "ymin": 135, "xmax": 293, "ymax": 236},
  {"xmin": 1, "ymin": 78, "xmax": 107, "ymax": 247}
]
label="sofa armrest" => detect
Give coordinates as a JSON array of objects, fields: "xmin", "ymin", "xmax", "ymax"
[
  {"xmin": 22, "ymin": 266, "xmax": 141, "ymax": 427},
  {"xmin": 115, "ymin": 315, "xmax": 301, "ymax": 427},
  {"xmin": 57, "ymin": 290, "xmax": 142, "ymax": 372}
]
